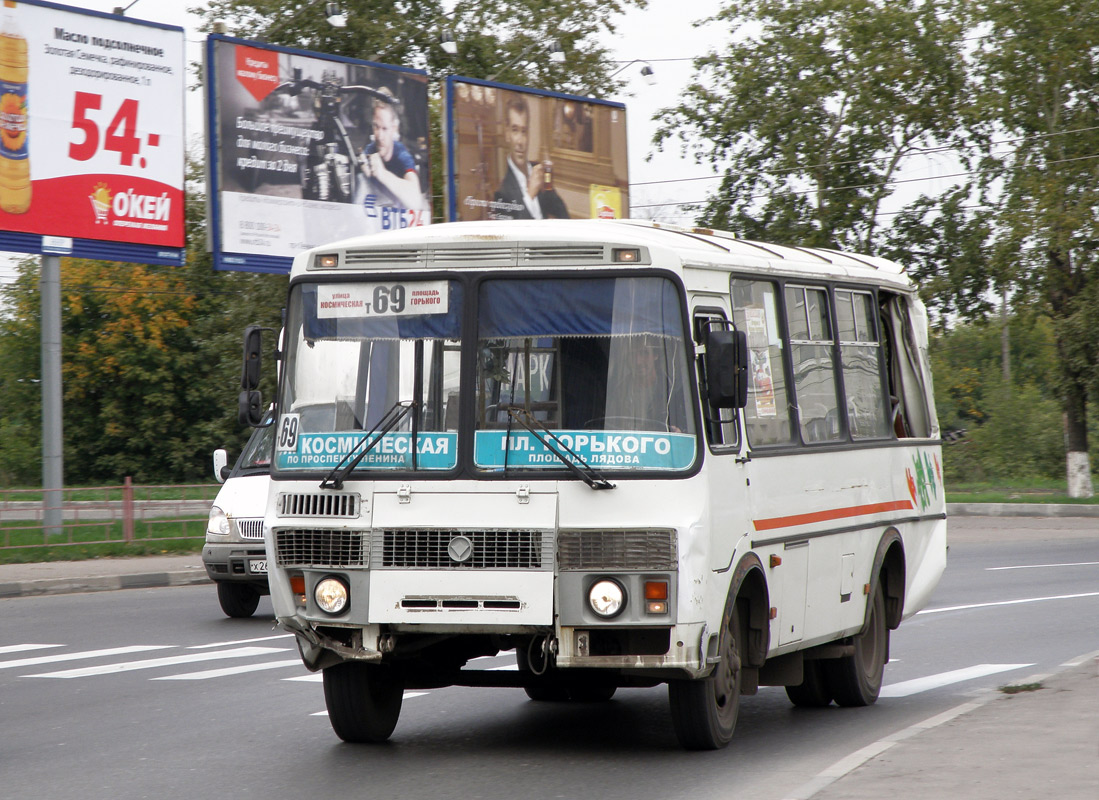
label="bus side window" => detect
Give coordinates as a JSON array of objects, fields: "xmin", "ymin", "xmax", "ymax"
[
  {"xmin": 693, "ymin": 312, "xmax": 739, "ymax": 448},
  {"xmin": 785, "ymin": 285, "xmax": 843, "ymax": 444},
  {"xmin": 836, "ymin": 289, "xmax": 890, "ymax": 439},
  {"xmin": 881, "ymin": 293, "xmax": 933, "ymax": 438},
  {"xmin": 730, "ymin": 278, "xmax": 794, "ymax": 447}
]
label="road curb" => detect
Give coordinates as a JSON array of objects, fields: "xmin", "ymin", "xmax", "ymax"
[
  {"xmin": 946, "ymin": 502, "xmax": 1099, "ymax": 517},
  {"xmin": 0, "ymin": 570, "xmax": 212, "ymax": 599},
  {"xmin": 783, "ymin": 653, "xmax": 1099, "ymax": 800}
]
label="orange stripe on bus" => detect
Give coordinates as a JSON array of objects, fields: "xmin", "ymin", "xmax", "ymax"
[{"xmin": 752, "ymin": 500, "xmax": 915, "ymax": 532}]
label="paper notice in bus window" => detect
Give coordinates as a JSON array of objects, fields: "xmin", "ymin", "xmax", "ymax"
[
  {"xmin": 750, "ymin": 347, "xmax": 777, "ymax": 417},
  {"xmin": 317, "ymin": 281, "xmax": 449, "ymax": 319},
  {"xmin": 745, "ymin": 307, "xmax": 768, "ymax": 349}
]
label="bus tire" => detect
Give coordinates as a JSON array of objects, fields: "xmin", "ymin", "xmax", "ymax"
[
  {"xmin": 823, "ymin": 583, "xmax": 888, "ymax": 707},
  {"xmin": 785, "ymin": 659, "xmax": 833, "ymax": 707},
  {"xmin": 217, "ymin": 582, "xmax": 260, "ymax": 618},
  {"xmin": 322, "ymin": 662, "xmax": 404, "ymax": 743},
  {"xmin": 516, "ymin": 646, "xmax": 569, "ymax": 702},
  {"xmin": 668, "ymin": 597, "xmax": 743, "ymax": 750}
]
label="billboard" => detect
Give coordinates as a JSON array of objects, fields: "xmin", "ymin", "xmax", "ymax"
[
  {"xmin": 0, "ymin": 0, "xmax": 185, "ymax": 265},
  {"xmin": 206, "ymin": 35, "xmax": 432, "ymax": 273},
  {"xmin": 444, "ymin": 76, "xmax": 628, "ymax": 223}
]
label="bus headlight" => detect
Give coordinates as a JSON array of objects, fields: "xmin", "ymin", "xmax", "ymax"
[
  {"xmin": 314, "ymin": 576, "xmax": 349, "ymax": 615},
  {"xmin": 588, "ymin": 579, "xmax": 625, "ymax": 618},
  {"xmin": 207, "ymin": 506, "xmax": 229, "ymax": 536}
]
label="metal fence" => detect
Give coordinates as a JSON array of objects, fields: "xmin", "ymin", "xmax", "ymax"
[{"xmin": 0, "ymin": 478, "xmax": 217, "ymax": 553}]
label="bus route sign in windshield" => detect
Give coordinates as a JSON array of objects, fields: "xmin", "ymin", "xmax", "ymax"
[
  {"xmin": 316, "ymin": 280, "xmax": 449, "ymax": 319},
  {"xmin": 474, "ymin": 430, "xmax": 696, "ymax": 471}
]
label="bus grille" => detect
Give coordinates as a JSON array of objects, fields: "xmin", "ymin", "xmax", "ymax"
[
  {"xmin": 236, "ymin": 518, "xmax": 265, "ymax": 540},
  {"xmin": 557, "ymin": 529, "xmax": 677, "ymax": 570},
  {"xmin": 277, "ymin": 492, "xmax": 360, "ymax": 518},
  {"xmin": 376, "ymin": 529, "xmax": 547, "ymax": 569},
  {"xmin": 274, "ymin": 529, "xmax": 367, "ymax": 568}
]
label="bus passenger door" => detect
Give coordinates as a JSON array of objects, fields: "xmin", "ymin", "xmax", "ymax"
[{"xmin": 692, "ymin": 303, "xmax": 750, "ymax": 573}]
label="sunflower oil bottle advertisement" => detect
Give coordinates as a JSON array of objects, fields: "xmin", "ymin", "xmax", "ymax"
[{"xmin": 0, "ymin": 1, "xmax": 184, "ymax": 249}]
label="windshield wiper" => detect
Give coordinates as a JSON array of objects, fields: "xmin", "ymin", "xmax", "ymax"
[
  {"xmin": 504, "ymin": 407, "xmax": 615, "ymax": 490},
  {"xmin": 320, "ymin": 400, "xmax": 416, "ymax": 490}
]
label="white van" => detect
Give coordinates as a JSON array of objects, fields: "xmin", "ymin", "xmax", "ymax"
[{"xmin": 204, "ymin": 422, "xmax": 273, "ymax": 617}]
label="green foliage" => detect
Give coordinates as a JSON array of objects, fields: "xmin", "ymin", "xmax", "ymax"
[
  {"xmin": 933, "ymin": 316, "xmax": 1065, "ymax": 482},
  {"xmin": 0, "ymin": 174, "xmax": 286, "ymax": 487},
  {"xmin": 654, "ymin": 0, "xmax": 968, "ymax": 252},
  {"xmin": 193, "ymin": 0, "xmax": 645, "ymax": 95}
]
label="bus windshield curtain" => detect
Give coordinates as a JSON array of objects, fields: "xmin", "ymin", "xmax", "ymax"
[
  {"xmin": 301, "ymin": 283, "xmax": 464, "ymax": 341},
  {"xmin": 478, "ymin": 277, "xmax": 683, "ymax": 339}
]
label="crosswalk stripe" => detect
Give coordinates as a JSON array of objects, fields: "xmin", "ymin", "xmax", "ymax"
[
  {"xmin": 188, "ymin": 634, "xmax": 295, "ymax": 650},
  {"xmin": 0, "ymin": 645, "xmax": 174, "ymax": 670},
  {"xmin": 310, "ymin": 691, "xmax": 430, "ymax": 715},
  {"xmin": 284, "ymin": 673, "xmax": 323, "ymax": 683},
  {"xmin": 26, "ymin": 646, "xmax": 289, "ymax": 678},
  {"xmin": 880, "ymin": 663, "xmax": 1033, "ymax": 698},
  {"xmin": 0, "ymin": 644, "xmax": 62, "ymax": 655},
  {"xmin": 153, "ymin": 658, "xmax": 304, "ymax": 680}
]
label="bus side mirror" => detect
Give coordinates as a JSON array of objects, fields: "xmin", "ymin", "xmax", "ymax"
[
  {"xmin": 705, "ymin": 329, "xmax": 748, "ymax": 409},
  {"xmin": 241, "ymin": 325, "xmax": 264, "ymax": 391},
  {"xmin": 239, "ymin": 390, "xmax": 264, "ymax": 427}
]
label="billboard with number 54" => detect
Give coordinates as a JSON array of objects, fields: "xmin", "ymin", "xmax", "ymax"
[{"xmin": 0, "ymin": 0, "xmax": 185, "ymax": 260}]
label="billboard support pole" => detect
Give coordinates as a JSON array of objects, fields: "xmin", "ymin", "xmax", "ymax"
[{"xmin": 40, "ymin": 254, "xmax": 63, "ymax": 537}]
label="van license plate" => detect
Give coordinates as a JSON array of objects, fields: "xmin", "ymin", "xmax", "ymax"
[{"xmin": 249, "ymin": 559, "xmax": 268, "ymax": 574}]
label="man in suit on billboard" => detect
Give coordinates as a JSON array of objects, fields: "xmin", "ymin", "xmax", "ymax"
[{"xmin": 492, "ymin": 95, "xmax": 569, "ymax": 220}]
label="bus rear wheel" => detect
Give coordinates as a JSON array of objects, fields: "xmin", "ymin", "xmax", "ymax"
[
  {"xmin": 785, "ymin": 658, "xmax": 833, "ymax": 707},
  {"xmin": 322, "ymin": 662, "xmax": 404, "ymax": 743},
  {"xmin": 668, "ymin": 598, "xmax": 743, "ymax": 750},
  {"xmin": 823, "ymin": 583, "xmax": 888, "ymax": 707}
]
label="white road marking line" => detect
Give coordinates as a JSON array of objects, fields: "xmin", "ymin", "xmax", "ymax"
[
  {"xmin": 880, "ymin": 663, "xmax": 1033, "ymax": 698},
  {"xmin": 284, "ymin": 673, "xmax": 323, "ymax": 683},
  {"xmin": 0, "ymin": 645, "xmax": 174, "ymax": 670},
  {"xmin": 783, "ymin": 700, "xmax": 989, "ymax": 800},
  {"xmin": 0, "ymin": 644, "xmax": 62, "ymax": 655},
  {"xmin": 1061, "ymin": 649, "xmax": 1099, "ymax": 667},
  {"xmin": 188, "ymin": 634, "xmax": 294, "ymax": 649},
  {"xmin": 152, "ymin": 659, "xmax": 304, "ymax": 680},
  {"xmin": 26, "ymin": 646, "xmax": 288, "ymax": 678},
  {"xmin": 987, "ymin": 561, "xmax": 1099, "ymax": 571},
  {"xmin": 310, "ymin": 691, "xmax": 429, "ymax": 715},
  {"xmin": 918, "ymin": 591, "xmax": 1099, "ymax": 615}
]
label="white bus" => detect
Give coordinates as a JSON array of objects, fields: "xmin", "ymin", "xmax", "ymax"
[{"xmin": 240, "ymin": 219, "xmax": 946, "ymax": 750}]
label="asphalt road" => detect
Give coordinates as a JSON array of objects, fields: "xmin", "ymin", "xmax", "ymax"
[{"xmin": 2, "ymin": 516, "xmax": 1096, "ymax": 800}]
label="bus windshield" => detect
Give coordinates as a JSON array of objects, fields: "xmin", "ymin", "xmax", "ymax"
[
  {"xmin": 273, "ymin": 274, "xmax": 696, "ymax": 475},
  {"xmin": 474, "ymin": 276, "xmax": 696, "ymax": 472}
]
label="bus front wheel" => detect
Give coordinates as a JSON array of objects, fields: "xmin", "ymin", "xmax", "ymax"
[
  {"xmin": 322, "ymin": 662, "xmax": 404, "ymax": 743},
  {"xmin": 823, "ymin": 583, "xmax": 888, "ymax": 707},
  {"xmin": 668, "ymin": 598, "xmax": 743, "ymax": 750}
]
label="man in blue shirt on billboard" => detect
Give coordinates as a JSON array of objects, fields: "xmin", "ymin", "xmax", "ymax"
[{"xmin": 358, "ymin": 88, "xmax": 425, "ymax": 225}]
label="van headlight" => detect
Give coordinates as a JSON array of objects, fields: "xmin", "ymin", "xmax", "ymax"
[
  {"xmin": 588, "ymin": 578, "xmax": 625, "ymax": 618},
  {"xmin": 207, "ymin": 505, "xmax": 230, "ymax": 536}
]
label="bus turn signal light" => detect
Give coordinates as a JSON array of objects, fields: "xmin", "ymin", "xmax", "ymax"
[{"xmin": 645, "ymin": 580, "xmax": 668, "ymax": 614}]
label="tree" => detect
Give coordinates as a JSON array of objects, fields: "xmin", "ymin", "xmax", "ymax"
[
  {"xmin": 653, "ymin": 0, "xmax": 968, "ymax": 252},
  {"xmin": 963, "ymin": 0, "xmax": 1099, "ymax": 496},
  {"xmin": 193, "ymin": 0, "xmax": 645, "ymax": 96},
  {"xmin": 0, "ymin": 165, "xmax": 286, "ymax": 486}
]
